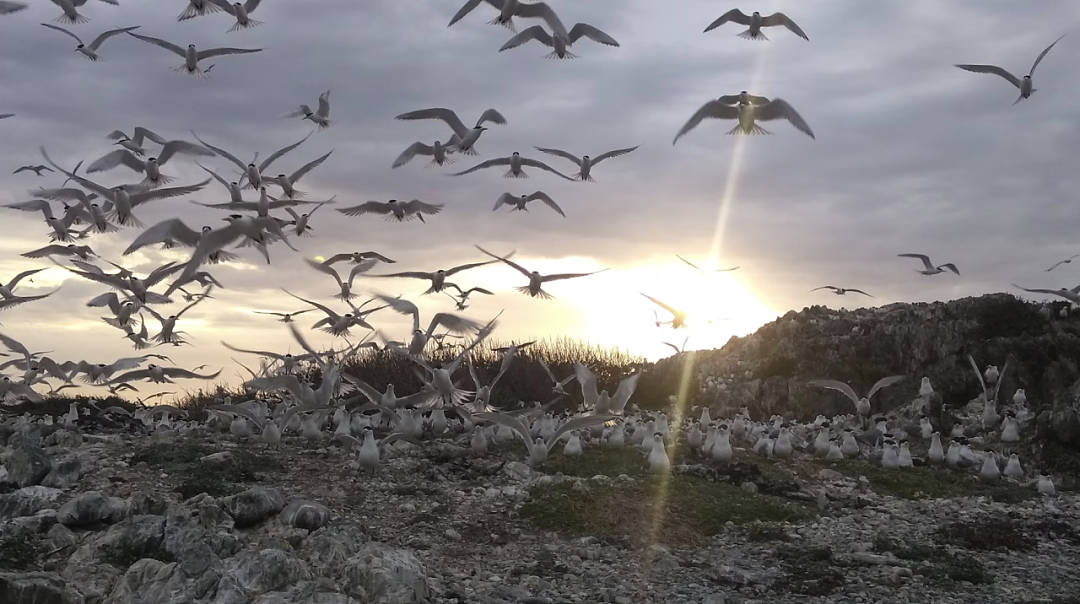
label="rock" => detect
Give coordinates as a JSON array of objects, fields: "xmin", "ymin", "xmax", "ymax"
[
  {"xmin": 341, "ymin": 542, "xmax": 431, "ymax": 604},
  {"xmin": 279, "ymin": 499, "xmax": 331, "ymax": 532},
  {"xmin": 41, "ymin": 456, "xmax": 84, "ymax": 489},
  {"xmin": 817, "ymin": 469, "xmax": 845, "ymax": 482},
  {"xmin": 7, "ymin": 443, "xmax": 52, "ymax": 488},
  {"xmin": 502, "ymin": 461, "xmax": 532, "ymax": 482},
  {"xmin": 56, "ymin": 491, "xmax": 113, "ymax": 527},
  {"xmin": 0, "ymin": 571, "xmax": 85, "ymax": 604},
  {"xmin": 106, "ymin": 559, "xmax": 196, "ymax": 604},
  {"xmin": 99, "ymin": 515, "xmax": 167, "ymax": 564},
  {"xmin": 222, "ymin": 487, "xmax": 286, "ymax": 528},
  {"xmin": 225, "ymin": 548, "xmax": 311, "ymax": 595},
  {"xmin": 0, "ymin": 486, "xmax": 63, "ymax": 521}
]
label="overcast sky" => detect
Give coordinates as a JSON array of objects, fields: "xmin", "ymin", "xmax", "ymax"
[{"xmin": 1, "ymin": 0, "xmax": 1078, "ymax": 401}]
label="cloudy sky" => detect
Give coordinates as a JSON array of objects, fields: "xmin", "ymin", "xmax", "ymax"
[{"xmin": 1, "ymin": 0, "xmax": 1078, "ymax": 401}]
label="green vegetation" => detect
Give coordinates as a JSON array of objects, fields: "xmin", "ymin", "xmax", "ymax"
[
  {"xmin": 873, "ymin": 535, "xmax": 993, "ymax": 587},
  {"xmin": 937, "ymin": 516, "xmax": 1037, "ymax": 552},
  {"xmin": 0, "ymin": 533, "xmax": 41, "ymax": 570},
  {"xmin": 744, "ymin": 522, "xmax": 792, "ymax": 543},
  {"xmin": 131, "ymin": 441, "xmax": 283, "ymax": 499},
  {"xmin": 775, "ymin": 545, "xmax": 846, "ymax": 596},
  {"xmin": 818, "ymin": 459, "xmax": 1034, "ymax": 503}
]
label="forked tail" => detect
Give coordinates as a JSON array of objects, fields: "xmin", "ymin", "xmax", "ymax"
[
  {"xmin": 174, "ymin": 64, "xmax": 209, "ymax": 79},
  {"xmin": 726, "ymin": 123, "xmax": 772, "ymax": 136},
  {"xmin": 487, "ymin": 16, "xmax": 516, "ymax": 33},
  {"xmin": 546, "ymin": 49, "xmax": 578, "ymax": 60},
  {"xmin": 737, "ymin": 29, "xmax": 768, "ymax": 41},
  {"xmin": 426, "ymin": 156, "xmax": 455, "ymax": 168},
  {"xmin": 56, "ymin": 12, "xmax": 88, "ymax": 25},
  {"xmin": 503, "ymin": 169, "xmax": 528, "ymax": 179},
  {"xmin": 228, "ymin": 19, "xmax": 264, "ymax": 33},
  {"xmin": 516, "ymin": 285, "xmax": 555, "ymax": 300}
]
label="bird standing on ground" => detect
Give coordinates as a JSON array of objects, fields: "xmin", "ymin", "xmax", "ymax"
[{"xmin": 955, "ymin": 34, "xmax": 1066, "ymax": 104}]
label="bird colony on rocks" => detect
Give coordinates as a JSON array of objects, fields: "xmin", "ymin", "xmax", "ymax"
[{"xmin": 0, "ymin": 5, "xmax": 1077, "ymax": 599}]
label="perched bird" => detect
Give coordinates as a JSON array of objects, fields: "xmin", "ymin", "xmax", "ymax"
[
  {"xmin": 284, "ymin": 90, "xmax": 332, "ymax": 130},
  {"xmin": 450, "ymin": 152, "xmax": 575, "ymax": 180},
  {"xmin": 641, "ymin": 294, "xmax": 688, "ymax": 329},
  {"xmin": 13, "ymin": 165, "xmax": 55, "ymax": 177},
  {"xmin": 209, "ymin": 0, "xmax": 265, "ymax": 32},
  {"xmin": 955, "ymin": 34, "xmax": 1066, "ymax": 104},
  {"xmin": 897, "ymin": 254, "xmax": 959, "ymax": 276},
  {"xmin": 499, "ymin": 23, "xmax": 619, "ymax": 59},
  {"xmin": 127, "ymin": 32, "xmax": 262, "ymax": 77},
  {"xmin": 40, "ymin": 24, "xmax": 139, "ymax": 61},
  {"xmin": 533, "ymin": 145, "xmax": 638, "ymax": 182},
  {"xmin": 811, "ymin": 286, "xmax": 873, "ymax": 297},
  {"xmin": 337, "ymin": 199, "xmax": 444, "ymax": 223},
  {"xmin": 1046, "ymin": 255, "xmax": 1080, "ymax": 272},
  {"xmin": 474, "ymin": 411, "xmax": 616, "ymax": 467},
  {"xmin": 703, "ymin": 9, "xmax": 808, "ymax": 41},
  {"xmin": 673, "ymin": 97, "xmax": 815, "ymax": 144},
  {"xmin": 677, "ymin": 255, "xmax": 739, "ymax": 273},
  {"xmin": 492, "ymin": 191, "xmax": 565, "ymax": 217},
  {"xmin": 475, "ymin": 245, "xmax": 607, "ymax": 299},
  {"xmin": 394, "ymin": 107, "xmax": 506, "ymax": 155}
]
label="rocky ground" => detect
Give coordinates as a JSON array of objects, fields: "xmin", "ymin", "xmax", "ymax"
[{"xmin": 2, "ymin": 422, "xmax": 1079, "ymax": 604}]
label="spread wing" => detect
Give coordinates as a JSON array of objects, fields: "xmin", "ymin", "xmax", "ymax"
[
  {"xmin": 1030, "ymin": 33, "xmax": 1066, "ymax": 76},
  {"xmin": 197, "ymin": 46, "xmax": 263, "ymax": 61},
  {"xmin": 127, "ymin": 32, "xmax": 186, "ymax": 57},
  {"xmin": 866, "ymin": 375, "xmax": 906, "ymax": 399},
  {"xmin": 703, "ymin": 8, "xmax": 751, "ymax": 32},
  {"xmin": 806, "ymin": 379, "xmax": 860, "ymax": 406},
  {"xmin": 591, "ymin": 146, "xmax": 638, "ymax": 165},
  {"xmin": 756, "ymin": 99, "xmax": 815, "ymax": 138},
  {"xmin": 672, "ymin": 100, "xmax": 739, "ymax": 145},
  {"xmin": 760, "ymin": 12, "xmax": 808, "ymax": 40},
  {"xmin": 567, "ymin": 23, "xmax": 619, "ymax": 46},
  {"xmin": 500, "ymin": 25, "xmax": 553, "ymax": 51},
  {"xmin": 395, "ymin": 108, "xmax": 469, "ymax": 138},
  {"xmin": 955, "ymin": 64, "xmax": 1022, "ymax": 89}
]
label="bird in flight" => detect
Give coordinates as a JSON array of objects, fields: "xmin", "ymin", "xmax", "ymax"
[
  {"xmin": 677, "ymin": 255, "xmax": 739, "ymax": 274},
  {"xmin": 1045, "ymin": 254, "xmax": 1080, "ymax": 272},
  {"xmin": 641, "ymin": 294, "xmax": 688, "ymax": 329},
  {"xmin": 811, "ymin": 286, "xmax": 873, "ymax": 297},
  {"xmin": 703, "ymin": 9, "xmax": 809, "ymax": 41},
  {"xmin": 955, "ymin": 34, "xmax": 1066, "ymax": 104},
  {"xmin": 897, "ymin": 254, "xmax": 959, "ymax": 276}
]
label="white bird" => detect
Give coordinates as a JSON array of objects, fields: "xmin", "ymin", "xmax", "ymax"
[
  {"xmin": 810, "ymin": 285, "xmax": 873, "ymax": 297},
  {"xmin": 47, "ymin": 0, "xmax": 118, "ymax": 25},
  {"xmin": 369, "ymin": 257, "xmax": 501, "ymax": 296},
  {"xmin": 807, "ymin": 376, "xmax": 906, "ymax": 420},
  {"xmin": 955, "ymin": 34, "xmax": 1065, "ymax": 104},
  {"xmin": 284, "ymin": 202, "xmax": 329, "ymax": 237},
  {"xmin": 40, "ymin": 24, "xmax": 139, "ymax": 61},
  {"xmin": 475, "ymin": 411, "xmax": 616, "ymax": 467},
  {"xmin": 122, "ymin": 219, "xmax": 239, "ymax": 265},
  {"xmin": 392, "ymin": 140, "xmax": 455, "ymax": 169},
  {"xmin": 208, "ymin": 0, "xmax": 264, "ymax": 31},
  {"xmin": 304, "ymin": 257, "xmax": 376, "ymax": 301},
  {"xmin": 0, "ymin": 269, "xmax": 47, "ymax": 300},
  {"xmin": 1046, "ymin": 255, "xmax": 1080, "ymax": 272},
  {"xmin": 574, "ymin": 361, "xmax": 640, "ymax": 415},
  {"xmin": 127, "ymin": 31, "xmax": 262, "ymax": 77},
  {"xmin": 641, "ymin": 294, "xmax": 688, "ymax": 329},
  {"xmin": 475, "ymin": 245, "xmax": 608, "ymax": 299},
  {"xmin": 107, "ymin": 127, "xmax": 166, "ymax": 157},
  {"xmin": 339, "ymin": 427, "xmax": 420, "ymax": 476},
  {"xmin": 533, "ymin": 145, "xmax": 637, "ymax": 182},
  {"xmin": 673, "ymin": 97, "xmax": 815, "ymax": 144},
  {"xmin": 499, "ymin": 22, "xmax": 619, "ymax": 59},
  {"xmin": 86, "ymin": 140, "xmax": 213, "ymax": 188},
  {"xmin": 897, "ymin": 253, "xmax": 960, "ymax": 276},
  {"xmin": 1037, "ymin": 473, "xmax": 1056, "ymax": 496},
  {"xmin": 1014, "ymin": 283, "xmax": 1080, "ymax": 305},
  {"xmin": 192, "ymin": 132, "xmax": 311, "ymax": 190},
  {"xmin": 449, "ymin": 0, "xmax": 569, "ymax": 39},
  {"xmin": 282, "ymin": 289, "xmax": 381, "ymax": 338},
  {"xmin": 284, "ymin": 90, "xmax": 332, "ymax": 129},
  {"xmin": 22, "ymin": 243, "xmax": 95, "ymax": 261},
  {"xmin": 451, "ymin": 152, "xmax": 575, "ymax": 180},
  {"xmin": 141, "ymin": 297, "xmax": 206, "ymax": 345},
  {"xmin": 337, "ymin": 199, "xmax": 444, "ymax": 223},
  {"xmin": 177, "ymin": 0, "xmax": 225, "ymax": 21},
  {"xmin": 492, "ymin": 191, "xmax": 565, "ymax": 217},
  {"xmin": 270, "ymin": 150, "xmax": 333, "ymax": 199},
  {"xmin": 394, "ymin": 107, "xmax": 506, "ymax": 155},
  {"xmin": 647, "ymin": 433, "xmax": 670, "ymax": 473},
  {"xmin": 919, "ymin": 377, "xmax": 934, "ymax": 397},
  {"xmin": 108, "ymin": 363, "xmax": 221, "ymax": 385},
  {"xmin": 703, "ymin": 9, "xmax": 808, "ymax": 41},
  {"xmin": 13, "ymin": 165, "xmax": 55, "ymax": 177}
]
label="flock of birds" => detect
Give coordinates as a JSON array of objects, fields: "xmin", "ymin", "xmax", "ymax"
[{"xmin": 0, "ymin": 1, "xmax": 1072, "ymax": 493}]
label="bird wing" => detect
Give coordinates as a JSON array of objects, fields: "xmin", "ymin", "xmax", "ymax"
[
  {"xmin": 967, "ymin": 354, "xmax": 990, "ymax": 403},
  {"xmin": 847, "ymin": 288, "xmax": 874, "ymax": 297},
  {"xmin": 401, "ymin": 199, "xmax": 443, "ymax": 216},
  {"xmin": 590, "ymin": 146, "xmax": 639, "ymax": 165},
  {"xmin": 315, "ymin": 89, "xmax": 330, "ymax": 117},
  {"xmin": 157, "ymin": 140, "xmax": 214, "ymax": 165},
  {"xmin": 220, "ymin": 340, "xmax": 283, "ymax": 360},
  {"xmin": 760, "ymin": 12, "xmax": 809, "ymax": 40},
  {"xmin": 475, "ymin": 245, "xmax": 530, "ymax": 278},
  {"xmin": 197, "ymin": 46, "xmax": 263, "ymax": 61},
  {"xmin": 449, "ymin": 157, "xmax": 511, "ymax": 176},
  {"xmin": 4, "ymin": 199, "xmax": 56, "ymax": 217},
  {"xmin": 897, "ymin": 253, "xmax": 934, "ymax": 271},
  {"xmin": 756, "ymin": 99, "xmax": 815, "ymax": 138},
  {"xmin": 567, "ymin": 23, "xmax": 619, "ymax": 46},
  {"xmin": 500, "ymin": 25, "xmax": 553, "ymax": 51},
  {"xmin": 258, "ymin": 133, "xmax": 311, "ymax": 172},
  {"xmin": 87, "ymin": 149, "xmax": 143, "ymax": 173},
  {"xmin": 89, "ymin": 26, "xmax": 140, "ymax": 51},
  {"xmin": 447, "ymin": 0, "xmax": 484, "ymax": 27},
  {"xmin": 703, "ymin": 8, "xmax": 751, "ymax": 32},
  {"xmin": 475, "ymin": 108, "xmax": 507, "ymax": 127},
  {"xmin": 641, "ymin": 293, "xmax": 678, "ymax": 315},
  {"xmin": 939, "ymin": 263, "xmax": 960, "ymax": 275},
  {"xmin": 537, "ymin": 357, "xmax": 558, "ymax": 383},
  {"xmin": 392, "ymin": 142, "xmax": 433, "ymax": 169},
  {"xmin": 337, "ymin": 201, "xmax": 391, "ymax": 217},
  {"xmin": 544, "ymin": 415, "xmax": 618, "ymax": 452},
  {"xmin": 806, "ymin": 379, "xmax": 860, "ymax": 406},
  {"xmin": 609, "ymin": 373, "xmax": 640, "ymax": 414},
  {"xmin": 445, "ymin": 259, "xmax": 499, "ymax": 277},
  {"xmin": 527, "ymin": 191, "xmax": 565, "ymax": 217},
  {"xmin": 676, "ymin": 255, "xmax": 704, "ymax": 272},
  {"xmin": 672, "ymin": 100, "xmax": 740, "ymax": 145},
  {"xmin": 304, "ymin": 257, "xmax": 344, "ymax": 287},
  {"xmin": 810, "ymin": 286, "xmax": 838, "ymax": 292},
  {"xmin": 287, "ymin": 149, "xmax": 333, "ymax": 183},
  {"xmin": 191, "ymin": 133, "xmax": 248, "ymax": 171},
  {"xmin": 161, "ymin": 366, "xmax": 220, "ymax": 380},
  {"xmin": 534, "ymin": 147, "xmax": 582, "ymax": 166},
  {"xmin": 573, "ymin": 361, "xmax": 599, "ymax": 407},
  {"xmin": 517, "ymin": 157, "xmax": 576, "ymax": 180},
  {"xmin": 541, "ymin": 269, "xmax": 608, "ymax": 283},
  {"xmin": 866, "ymin": 375, "xmax": 905, "ymax": 399},
  {"xmin": 1030, "ymin": 33, "xmax": 1066, "ymax": 76},
  {"xmin": 475, "ymin": 411, "xmax": 534, "ymax": 449},
  {"xmin": 127, "ymin": 32, "xmax": 186, "ymax": 57},
  {"xmin": 133, "ymin": 127, "xmax": 167, "ymax": 146},
  {"xmin": 493, "ymin": 192, "xmax": 516, "ymax": 211},
  {"xmin": 395, "ymin": 108, "xmax": 469, "ymax": 138},
  {"xmin": 128, "ymin": 179, "xmax": 211, "ymax": 207},
  {"xmin": 955, "ymin": 64, "xmax": 1022, "ymax": 89},
  {"xmin": 40, "ymin": 23, "xmax": 84, "ymax": 45},
  {"xmin": 6, "ymin": 268, "xmax": 46, "ymax": 289},
  {"xmin": 513, "ymin": 2, "xmax": 568, "ymax": 39},
  {"xmin": 426, "ymin": 313, "xmax": 482, "ymax": 338}
]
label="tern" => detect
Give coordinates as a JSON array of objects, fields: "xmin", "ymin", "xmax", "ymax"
[
  {"xmin": 537, "ymin": 357, "xmax": 575, "ymax": 395},
  {"xmin": 107, "ymin": 127, "xmax": 166, "ymax": 156},
  {"xmin": 1013, "ymin": 283, "xmax": 1080, "ymax": 305},
  {"xmin": 321, "ymin": 251, "xmax": 396, "ymax": 266},
  {"xmin": 533, "ymin": 145, "xmax": 637, "ymax": 182},
  {"xmin": 3, "ymin": 199, "xmax": 86, "ymax": 242},
  {"xmin": 193, "ymin": 132, "xmax": 311, "ymax": 190},
  {"xmin": 337, "ymin": 199, "xmax": 444, "ymax": 223},
  {"xmin": 221, "ymin": 340, "xmax": 327, "ymax": 374},
  {"xmin": 338, "ymin": 428, "xmax": 421, "ymax": 476},
  {"xmin": 374, "ymin": 294, "xmax": 484, "ymax": 356},
  {"xmin": 956, "ymin": 34, "xmax": 1066, "ymax": 104},
  {"xmin": 574, "ymin": 362, "xmax": 640, "ymax": 415},
  {"xmin": 284, "ymin": 202, "xmax": 329, "ymax": 237},
  {"xmin": 492, "ymin": 191, "xmax": 565, "ymax": 216},
  {"xmin": 108, "ymin": 363, "xmax": 221, "ymax": 385},
  {"xmin": 123, "ymin": 219, "xmax": 240, "ymax": 265},
  {"xmin": 704, "ymin": 9, "xmax": 808, "ymax": 41},
  {"xmin": 252, "ymin": 309, "xmax": 314, "ymax": 323},
  {"xmin": 209, "ymin": 0, "xmax": 264, "ymax": 31},
  {"xmin": 499, "ymin": 23, "xmax": 619, "ymax": 59},
  {"xmin": 450, "ymin": 152, "xmax": 575, "ymax": 180},
  {"xmin": 127, "ymin": 31, "xmax": 262, "ymax": 77},
  {"xmin": 392, "ymin": 140, "xmax": 455, "ymax": 169},
  {"xmin": 284, "ymin": 90, "xmax": 332, "ymax": 130},
  {"xmin": 0, "ymin": 269, "xmax": 47, "ymax": 300},
  {"xmin": 47, "ymin": 0, "xmax": 118, "ymax": 25},
  {"xmin": 807, "ymin": 376, "xmax": 906, "ymax": 421},
  {"xmin": 178, "ymin": 0, "xmax": 226, "ymax": 21},
  {"xmin": 1045, "ymin": 254, "xmax": 1080, "ymax": 272},
  {"xmin": 270, "ymin": 150, "xmax": 333, "ymax": 199},
  {"xmin": 40, "ymin": 24, "xmax": 139, "ymax": 61},
  {"xmin": 444, "ymin": 285, "xmax": 494, "ymax": 311},
  {"xmin": 282, "ymin": 289, "xmax": 383, "ymax": 337},
  {"xmin": 475, "ymin": 412, "xmax": 616, "ymax": 467},
  {"xmin": 22, "ymin": 244, "xmax": 96, "ymax": 261},
  {"xmin": 13, "ymin": 165, "xmax": 56, "ymax": 177},
  {"xmin": 369, "ymin": 258, "xmax": 503, "ymax": 295},
  {"xmin": 475, "ymin": 245, "xmax": 608, "ymax": 299},
  {"xmin": 897, "ymin": 253, "xmax": 959, "ymax": 276},
  {"xmin": 395, "ymin": 107, "xmax": 506, "ymax": 155},
  {"xmin": 87, "ymin": 290, "xmax": 140, "ymax": 329},
  {"xmin": 677, "ymin": 255, "xmax": 739, "ymax": 273},
  {"xmin": 86, "ymin": 140, "xmax": 213, "ymax": 188},
  {"xmin": 811, "ymin": 286, "xmax": 873, "ymax": 297},
  {"xmin": 304, "ymin": 257, "xmax": 376, "ymax": 301},
  {"xmin": 449, "ymin": 0, "xmax": 569, "ymax": 39},
  {"xmin": 142, "ymin": 297, "xmax": 207, "ymax": 345},
  {"xmin": 674, "ymin": 97, "xmax": 815, "ymax": 144},
  {"xmin": 641, "ymin": 294, "xmax": 688, "ymax": 329}
]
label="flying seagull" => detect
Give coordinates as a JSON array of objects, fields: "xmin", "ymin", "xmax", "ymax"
[
  {"xmin": 107, "ymin": 127, "xmax": 166, "ymax": 156},
  {"xmin": 392, "ymin": 140, "xmax": 456, "ymax": 169},
  {"xmin": 209, "ymin": 0, "xmax": 266, "ymax": 32},
  {"xmin": 533, "ymin": 145, "xmax": 638, "ymax": 181},
  {"xmin": 126, "ymin": 31, "xmax": 262, "ymax": 77},
  {"xmin": 177, "ymin": 0, "xmax": 226, "ymax": 21},
  {"xmin": 677, "ymin": 255, "xmax": 739, "ymax": 273},
  {"xmin": 811, "ymin": 286, "xmax": 873, "ymax": 297},
  {"xmin": 704, "ymin": 9, "xmax": 809, "ymax": 41},
  {"xmin": 1046, "ymin": 255, "xmax": 1080, "ymax": 272},
  {"xmin": 641, "ymin": 294, "xmax": 688, "ymax": 329},
  {"xmin": 395, "ymin": 107, "xmax": 506, "ymax": 155},
  {"xmin": 807, "ymin": 376, "xmax": 906, "ymax": 420},
  {"xmin": 450, "ymin": 152, "xmax": 575, "ymax": 180},
  {"xmin": 40, "ymin": 24, "xmax": 140, "ymax": 61},
  {"xmin": 492, "ymin": 191, "xmax": 565, "ymax": 217},
  {"xmin": 368, "ymin": 257, "xmax": 504, "ymax": 295},
  {"xmin": 673, "ymin": 97, "xmax": 815, "ymax": 144},
  {"xmin": 448, "ymin": 0, "xmax": 569, "ymax": 39},
  {"xmin": 897, "ymin": 254, "xmax": 959, "ymax": 276},
  {"xmin": 284, "ymin": 89, "xmax": 332, "ymax": 130},
  {"xmin": 1013, "ymin": 284, "xmax": 1080, "ymax": 305},
  {"xmin": 475, "ymin": 245, "xmax": 607, "ymax": 299},
  {"xmin": 499, "ymin": 23, "xmax": 619, "ymax": 59},
  {"xmin": 336, "ymin": 199, "xmax": 444, "ymax": 223},
  {"xmin": 955, "ymin": 34, "xmax": 1066, "ymax": 104},
  {"xmin": 13, "ymin": 165, "xmax": 55, "ymax": 177}
]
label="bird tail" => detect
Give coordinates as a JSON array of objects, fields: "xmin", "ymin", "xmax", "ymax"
[
  {"xmin": 426, "ymin": 156, "xmax": 455, "ymax": 168},
  {"xmin": 516, "ymin": 285, "xmax": 554, "ymax": 300},
  {"xmin": 55, "ymin": 12, "xmax": 88, "ymax": 25},
  {"xmin": 331, "ymin": 292, "xmax": 359, "ymax": 302},
  {"xmin": 175, "ymin": 64, "xmax": 208, "ymax": 79},
  {"xmin": 143, "ymin": 292, "xmax": 172, "ymax": 305},
  {"xmin": 737, "ymin": 29, "xmax": 768, "ymax": 41},
  {"xmin": 487, "ymin": 16, "xmax": 516, "ymax": 32},
  {"xmin": 93, "ymin": 220, "xmax": 123, "ymax": 235},
  {"xmin": 726, "ymin": 123, "xmax": 772, "ymax": 136},
  {"xmin": 229, "ymin": 19, "xmax": 263, "ymax": 32},
  {"xmin": 321, "ymin": 325, "xmax": 353, "ymax": 338},
  {"xmin": 102, "ymin": 317, "xmax": 126, "ymax": 329},
  {"xmin": 285, "ymin": 189, "xmax": 307, "ymax": 199},
  {"xmin": 297, "ymin": 230, "xmax": 316, "ymax": 238},
  {"xmin": 576, "ymin": 172, "xmax": 594, "ymax": 182},
  {"xmin": 140, "ymin": 174, "xmax": 173, "ymax": 188},
  {"xmin": 503, "ymin": 168, "xmax": 528, "ymax": 179},
  {"xmin": 111, "ymin": 212, "xmax": 145, "ymax": 229},
  {"xmin": 545, "ymin": 49, "xmax": 578, "ymax": 60}
]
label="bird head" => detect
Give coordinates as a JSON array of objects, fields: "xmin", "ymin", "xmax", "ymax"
[
  {"xmin": 476, "ymin": 126, "xmax": 488, "ymax": 131},
  {"xmin": 276, "ymin": 173, "xmax": 286, "ymax": 179},
  {"xmin": 97, "ymin": 363, "xmax": 106, "ymax": 368},
  {"xmin": 387, "ymin": 199, "xmax": 398, "ymax": 204},
  {"xmin": 752, "ymin": 11, "xmax": 761, "ymax": 16},
  {"xmin": 147, "ymin": 364, "xmax": 157, "ymax": 369},
  {"xmin": 187, "ymin": 44, "xmax": 196, "ymax": 49},
  {"xmin": 582, "ymin": 155, "xmax": 590, "ymax": 160},
  {"xmin": 511, "ymin": 151, "xmax": 519, "ymax": 157},
  {"xmin": 225, "ymin": 213, "xmax": 243, "ymax": 220},
  {"xmin": 75, "ymin": 44, "xmax": 85, "ymax": 50}
]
